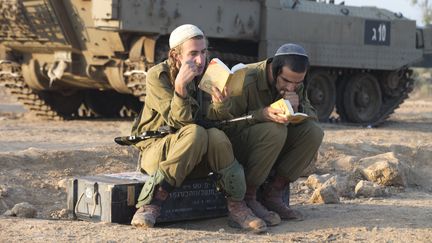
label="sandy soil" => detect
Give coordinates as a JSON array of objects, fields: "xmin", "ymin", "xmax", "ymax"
[{"xmin": 0, "ymin": 87, "xmax": 431, "ymax": 242}]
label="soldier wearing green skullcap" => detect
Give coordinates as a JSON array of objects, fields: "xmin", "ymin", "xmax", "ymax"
[
  {"xmin": 208, "ymin": 43, "xmax": 324, "ymax": 223},
  {"xmin": 130, "ymin": 24, "xmax": 266, "ymax": 233}
]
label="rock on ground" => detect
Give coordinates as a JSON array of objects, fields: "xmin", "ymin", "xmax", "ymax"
[
  {"xmin": 310, "ymin": 182, "xmax": 340, "ymax": 204},
  {"xmin": 354, "ymin": 180, "xmax": 386, "ymax": 198},
  {"xmin": 9, "ymin": 202, "xmax": 37, "ymax": 218},
  {"xmin": 358, "ymin": 152, "xmax": 407, "ymax": 187}
]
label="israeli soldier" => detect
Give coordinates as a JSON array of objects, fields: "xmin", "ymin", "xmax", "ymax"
[
  {"xmin": 208, "ymin": 43, "xmax": 324, "ymax": 223},
  {"xmin": 130, "ymin": 24, "xmax": 266, "ymax": 232}
]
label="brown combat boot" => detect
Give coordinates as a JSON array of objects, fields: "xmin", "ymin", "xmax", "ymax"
[
  {"xmin": 227, "ymin": 199, "xmax": 267, "ymax": 233},
  {"xmin": 244, "ymin": 185, "xmax": 281, "ymax": 226},
  {"xmin": 131, "ymin": 185, "xmax": 170, "ymax": 228},
  {"xmin": 261, "ymin": 176, "xmax": 303, "ymax": 221}
]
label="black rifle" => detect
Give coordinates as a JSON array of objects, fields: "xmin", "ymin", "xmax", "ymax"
[
  {"xmin": 115, "ymin": 115, "xmax": 253, "ymax": 146},
  {"xmin": 114, "ymin": 130, "xmax": 170, "ymax": 146},
  {"xmin": 197, "ymin": 114, "xmax": 253, "ymax": 129}
]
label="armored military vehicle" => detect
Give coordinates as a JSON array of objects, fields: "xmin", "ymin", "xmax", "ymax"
[{"xmin": 0, "ymin": 0, "xmax": 427, "ymax": 125}]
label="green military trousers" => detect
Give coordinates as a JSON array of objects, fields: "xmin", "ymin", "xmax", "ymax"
[
  {"xmin": 228, "ymin": 119, "xmax": 324, "ymax": 186},
  {"xmin": 137, "ymin": 124, "xmax": 235, "ymax": 186},
  {"xmin": 135, "ymin": 124, "xmax": 245, "ymax": 207}
]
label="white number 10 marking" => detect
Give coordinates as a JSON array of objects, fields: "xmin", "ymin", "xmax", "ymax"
[{"xmin": 372, "ymin": 24, "xmax": 387, "ymax": 42}]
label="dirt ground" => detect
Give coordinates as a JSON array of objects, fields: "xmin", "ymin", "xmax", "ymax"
[{"xmin": 0, "ymin": 87, "xmax": 431, "ymax": 242}]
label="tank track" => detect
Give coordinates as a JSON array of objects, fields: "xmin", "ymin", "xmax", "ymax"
[
  {"xmin": 1, "ymin": 55, "xmax": 412, "ymax": 125},
  {"xmin": 123, "ymin": 60, "xmax": 147, "ymax": 102},
  {"xmin": 0, "ymin": 60, "xmax": 143, "ymax": 120},
  {"xmin": 332, "ymin": 75, "xmax": 414, "ymax": 127},
  {"xmin": 0, "ymin": 61, "xmax": 64, "ymax": 120},
  {"xmin": 368, "ymin": 77, "xmax": 414, "ymax": 127}
]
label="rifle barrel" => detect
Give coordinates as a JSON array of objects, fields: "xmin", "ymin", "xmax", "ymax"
[{"xmin": 221, "ymin": 114, "xmax": 253, "ymax": 124}]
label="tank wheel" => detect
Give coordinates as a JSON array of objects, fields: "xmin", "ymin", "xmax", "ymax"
[
  {"xmin": 381, "ymin": 71, "xmax": 404, "ymax": 97},
  {"xmin": 306, "ymin": 70, "xmax": 336, "ymax": 121},
  {"xmin": 84, "ymin": 90, "xmax": 125, "ymax": 117},
  {"xmin": 343, "ymin": 73, "xmax": 382, "ymax": 123},
  {"xmin": 38, "ymin": 91, "xmax": 84, "ymax": 117}
]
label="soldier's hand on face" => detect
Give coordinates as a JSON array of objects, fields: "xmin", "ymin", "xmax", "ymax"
[
  {"xmin": 262, "ymin": 106, "xmax": 289, "ymax": 124},
  {"xmin": 282, "ymin": 91, "xmax": 299, "ymax": 112},
  {"xmin": 175, "ymin": 60, "xmax": 199, "ymax": 98},
  {"xmin": 211, "ymin": 86, "xmax": 231, "ymax": 103}
]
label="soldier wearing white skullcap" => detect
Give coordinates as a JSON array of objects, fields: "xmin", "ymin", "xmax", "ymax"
[
  {"xmin": 130, "ymin": 24, "xmax": 267, "ymax": 233},
  {"xmin": 208, "ymin": 43, "xmax": 324, "ymax": 224},
  {"xmin": 169, "ymin": 24, "xmax": 204, "ymax": 49}
]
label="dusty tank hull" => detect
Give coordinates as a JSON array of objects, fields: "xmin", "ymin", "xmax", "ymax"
[{"xmin": 0, "ymin": 0, "xmax": 426, "ymax": 125}]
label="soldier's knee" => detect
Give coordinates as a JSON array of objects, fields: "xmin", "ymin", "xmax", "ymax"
[
  {"xmin": 207, "ymin": 128, "xmax": 232, "ymax": 149},
  {"xmin": 261, "ymin": 122, "xmax": 287, "ymax": 144},
  {"xmin": 207, "ymin": 127, "xmax": 228, "ymax": 140},
  {"xmin": 181, "ymin": 124, "xmax": 208, "ymax": 145},
  {"xmin": 306, "ymin": 121, "xmax": 324, "ymax": 147}
]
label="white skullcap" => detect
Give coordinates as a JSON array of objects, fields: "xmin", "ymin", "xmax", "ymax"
[
  {"xmin": 275, "ymin": 43, "xmax": 308, "ymax": 58},
  {"xmin": 169, "ymin": 24, "xmax": 204, "ymax": 49}
]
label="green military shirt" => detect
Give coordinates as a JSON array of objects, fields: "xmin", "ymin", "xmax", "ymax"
[
  {"xmin": 208, "ymin": 59, "xmax": 318, "ymax": 134},
  {"xmin": 133, "ymin": 60, "xmax": 202, "ymax": 135}
]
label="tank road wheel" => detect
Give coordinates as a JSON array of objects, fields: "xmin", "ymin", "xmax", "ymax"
[
  {"xmin": 343, "ymin": 73, "xmax": 382, "ymax": 123},
  {"xmin": 306, "ymin": 71, "xmax": 336, "ymax": 121},
  {"xmin": 39, "ymin": 91, "xmax": 84, "ymax": 118},
  {"xmin": 84, "ymin": 90, "xmax": 125, "ymax": 117},
  {"xmin": 380, "ymin": 71, "xmax": 405, "ymax": 97}
]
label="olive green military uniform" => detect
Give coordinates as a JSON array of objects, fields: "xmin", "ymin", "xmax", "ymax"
[
  {"xmin": 208, "ymin": 59, "xmax": 324, "ymax": 185},
  {"xmin": 134, "ymin": 60, "xmax": 245, "ymax": 208}
]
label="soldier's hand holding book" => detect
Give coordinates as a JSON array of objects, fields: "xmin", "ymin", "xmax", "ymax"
[
  {"xmin": 262, "ymin": 106, "xmax": 290, "ymax": 124},
  {"xmin": 211, "ymin": 86, "xmax": 231, "ymax": 103}
]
